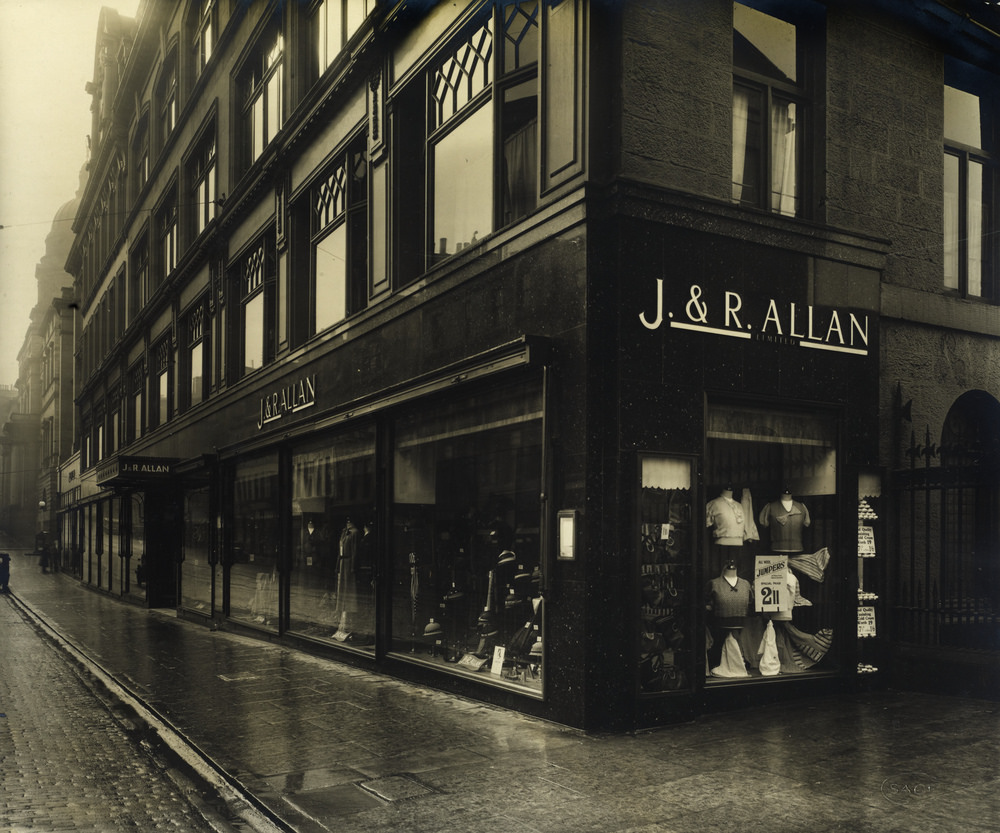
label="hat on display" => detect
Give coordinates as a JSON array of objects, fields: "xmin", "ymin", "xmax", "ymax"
[{"xmin": 423, "ymin": 619, "xmax": 442, "ymax": 636}]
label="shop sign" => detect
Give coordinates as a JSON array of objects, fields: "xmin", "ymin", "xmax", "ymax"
[
  {"xmin": 754, "ymin": 555, "xmax": 792, "ymax": 613},
  {"xmin": 639, "ymin": 281, "xmax": 870, "ymax": 357},
  {"xmin": 858, "ymin": 606, "xmax": 877, "ymax": 638},
  {"xmin": 96, "ymin": 455, "xmax": 175, "ymax": 485},
  {"xmin": 257, "ymin": 374, "xmax": 317, "ymax": 430}
]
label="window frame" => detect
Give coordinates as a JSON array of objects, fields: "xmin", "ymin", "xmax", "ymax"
[
  {"xmin": 731, "ymin": 0, "xmax": 820, "ymax": 219},
  {"xmin": 132, "ymin": 113, "xmax": 150, "ymax": 203},
  {"xmin": 394, "ymin": 1, "xmax": 540, "ymax": 285},
  {"xmin": 128, "ymin": 230, "xmax": 149, "ymax": 324},
  {"xmin": 237, "ymin": 17, "xmax": 285, "ymax": 173},
  {"xmin": 154, "ymin": 185, "xmax": 179, "ymax": 291},
  {"xmin": 234, "ymin": 235, "xmax": 276, "ymax": 379},
  {"xmin": 193, "ymin": 0, "xmax": 216, "ymax": 79},
  {"xmin": 189, "ymin": 127, "xmax": 218, "ymax": 240},
  {"xmin": 183, "ymin": 300, "xmax": 208, "ymax": 411},
  {"xmin": 157, "ymin": 50, "xmax": 179, "ymax": 152},
  {"xmin": 151, "ymin": 338, "xmax": 173, "ymax": 430},
  {"xmin": 310, "ymin": 0, "xmax": 374, "ymax": 81},
  {"xmin": 943, "ymin": 63, "xmax": 997, "ymax": 302},
  {"xmin": 308, "ymin": 134, "xmax": 369, "ymax": 336}
]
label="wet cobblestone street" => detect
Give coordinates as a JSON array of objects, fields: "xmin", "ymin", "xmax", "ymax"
[{"xmin": 0, "ymin": 591, "xmax": 226, "ymax": 832}]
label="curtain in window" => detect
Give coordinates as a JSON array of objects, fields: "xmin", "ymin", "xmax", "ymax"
[
  {"xmin": 770, "ymin": 99, "xmax": 798, "ymax": 216},
  {"xmin": 503, "ymin": 118, "xmax": 538, "ymax": 224},
  {"xmin": 732, "ymin": 88, "xmax": 751, "ymax": 203}
]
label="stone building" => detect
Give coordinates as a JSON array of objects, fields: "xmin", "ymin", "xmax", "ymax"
[{"xmin": 64, "ymin": 0, "xmax": 998, "ymax": 730}]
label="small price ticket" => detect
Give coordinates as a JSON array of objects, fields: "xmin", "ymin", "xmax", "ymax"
[
  {"xmin": 858, "ymin": 606, "xmax": 877, "ymax": 638},
  {"xmin": 858, "ymin": 525, "xmax": 876, "ymax": 557}
]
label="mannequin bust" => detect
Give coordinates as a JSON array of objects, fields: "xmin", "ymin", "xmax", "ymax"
[
  {"xmin": 758, "ymin": 488, "xmax": 811, "ymax": 553},
  {"xmin": 706, "ymin": 559, "xmax": 751, "ymax": 629},
  {"xmin": 706, "ymin": 486, "xmax": 745, "ymax": 547}
]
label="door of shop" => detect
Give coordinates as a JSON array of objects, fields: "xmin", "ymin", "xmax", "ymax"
[{"xmin": 144, "ymin": 485, "xmax": 180, "ymax": 608}]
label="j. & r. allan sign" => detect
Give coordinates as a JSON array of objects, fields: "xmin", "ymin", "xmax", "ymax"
[
  {"xmin": 257, "ymin": 374, "xmax": 317, "ymax": 430},
  {"xmin": 639, "ymin": 280, "xmax": 870, "ymax": 357}
]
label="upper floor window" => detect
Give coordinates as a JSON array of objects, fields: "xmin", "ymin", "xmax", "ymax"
[
  {"xmin": 395, "ymin": 1, "xmax": 539, "ymax": 283},
  {"xmin": 310, "ymin": 137, "xmax": 368, "ymax": 333},
  {"xmin": 311, "ymin": 0, "xmax": 373, "ymax": 78},
  {"xmin": 239, "ymin": 22, "xmax": 284, "ymax": 170},
  {"xmin": 128, "ymin": 232, "xmax": 149, "ymax": 322},
  {"xmin": 157, "ymin": 51, "xmax": 178, "ymax": 149},
  {"xmin": 132, "ymin": 115, "xmax": 150, "ymax": 201},
  {"xmin": 190, "ymin": 129, "xmax": 217, "ymax": 238},
  {"xmin": 155, "ymin": 187, "xmax": 178, "ymax": 288},
  {"xmin": 193, "ymin": 0, "xmax": 216, "ymax": 77},
  {"xmin": 731, "ymin": 1, "xmax": 814, "ymax": 218},
  {"xmin": 237, "ymin": 237, "xmax": 275, "ymax": 377},
  {"xmin": 185, "ymin": 303, "xmax": 207, "ymax": 409},
  {"xmin": 152, "ymin": 338, "xmax": 172, "ymax": 429},
  {"xmin": 128, "ymin": 361, "xmax": 146, "ymax": 443},
  {"xmin": 944, "ymin": 63, "xmax": 997, "ymax": 300}
]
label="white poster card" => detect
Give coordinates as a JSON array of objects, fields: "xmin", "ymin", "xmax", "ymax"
[
  {"xmin": 755, "ymin": 555, "xmax": 791, "ymax": 613},
  {"xmin": 858, "ymin": 606, "xmax": 877, "ymax": 638}
]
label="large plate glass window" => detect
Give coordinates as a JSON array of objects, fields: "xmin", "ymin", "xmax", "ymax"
[
  {"xmin": 230, "ymin": 454, "xmax": 280, "ymax": 630},
  {"xmin": 289, "ymin": 427, "xmax": 376, "ymax": 650},
  {"xmin": 638, "ymin": 455, "xmax": 694, "ymax": 694},
  {"xmin": 390, "ymin": 377, "xmax": 544, "ymax": 693},
  {"xmin": 705, "ymin": 403, "xmax": 839, "ymax": 683},
  {"xmin": 181, "ymin": 485, "xmax": 213, "ymax": 615}
]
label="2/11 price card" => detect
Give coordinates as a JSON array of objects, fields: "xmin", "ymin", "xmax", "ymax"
[{"xmin": 755, "ymin": 555, "xmax": 791, "ymax": 613}]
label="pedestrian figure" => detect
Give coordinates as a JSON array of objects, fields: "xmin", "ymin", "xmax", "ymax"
[
  {"xmin": 40, "ymin": 547, "xmax": 49, "ymax": 574},
  {"xmin": 0, "ymin": 553, "xmax": 10, "ymax": 593}
]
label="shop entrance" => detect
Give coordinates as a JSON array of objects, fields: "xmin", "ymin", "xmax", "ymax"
[{"xmin": 143, "ymin": 485, "xmax": 181, "ymax": 608}]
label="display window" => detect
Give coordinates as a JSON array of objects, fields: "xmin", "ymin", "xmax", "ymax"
[
  {"xmin": 230, "ymin": 454, "xmax": 280, "ymax": 629},
  {"xmin": 638, "ymin": 455, "xmax": 695, "ymax": 694},
  {"xmin": 128, "ymin": 493, "xmax": 146, "ymax": 600},
  {"xmin": 390, "ymin": 378, "xmax": 544, "ymax": 693},
  {"xmin": 704, "ymin": 403, "xmax": 840, "ymax": 683},
  {"xmin": 181, "ymin": 486, "xmax": 213, "ymax": 614},
  {"xmin": 289, "ymin": 428, "xmax": 377, "ymax": 650}
]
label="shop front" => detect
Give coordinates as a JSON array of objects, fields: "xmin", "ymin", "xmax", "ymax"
[
  {"xmin": 93, "ymin": 455, "xmax": 180, "ymax": 608},
  {"xmin": 618, "ymin": 218, "xmax": 884, "ymax": 728},
  {"xmin": 168, "ymin": 336, "xmax": 562, "ymax": 710}
]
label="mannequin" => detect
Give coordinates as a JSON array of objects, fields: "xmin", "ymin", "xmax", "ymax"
[
  {"xmin": 706, "ymin": 487, "xmax": 745, "ymax": 547},
  {"xmin": 705, "ymin": 558, "xmax": 751, "ymax": 675},
  {"xmin": 758, "ymin": 489, "xmax": 811, "ymax": 554},
  {"xmin": 707, "ymin": 485, "xmax": 747, "ymax": 575}
]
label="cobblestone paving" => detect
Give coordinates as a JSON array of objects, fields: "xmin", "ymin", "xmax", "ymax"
[{"xmin": 0, "ymin": 595, "xmax": 221, "ymax": 832}]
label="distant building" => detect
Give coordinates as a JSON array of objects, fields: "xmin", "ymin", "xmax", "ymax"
[
  {"xmin": 1, "ymin": 185, "xmax": 82, "ymax": 548},
  {"xmin": 64, "ymin": 0, "xmax": 998, "ymax": 730}
]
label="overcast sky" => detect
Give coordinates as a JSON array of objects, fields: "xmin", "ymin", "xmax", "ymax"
[{"xmin": 0, "ymin": 0, "xmax": 140, "ymax": 388}]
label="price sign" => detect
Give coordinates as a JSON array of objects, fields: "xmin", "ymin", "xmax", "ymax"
[
  {"xmin": 755, "ymin": 555, "xmax": 790, "ymax": 613},
  {"xmin": 858, "ymin": 606, "xmax": 877, "ymax": 638},
  {"xmin": 858, "ymin": 525, "xmax": 876, "ymax": 558},
  {"xmin": 490, "ymin": 645, "xmax": 506, "ymax": 676}
]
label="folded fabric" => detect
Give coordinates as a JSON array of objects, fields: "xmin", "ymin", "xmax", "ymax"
[
  {"xmin": 788, "ymin": 547, "xmax": 831, "ymax": 582},
  {"xmin": 758, "ymin": 620, "xmax": 781, "ymax": 676},
  {"xmin": 784, "ymin": 623, "xmax": 833, "ymax": 664},
  {"xmin": 711, "ymin": 632, "xmax": 749, "ymax": 678}
]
